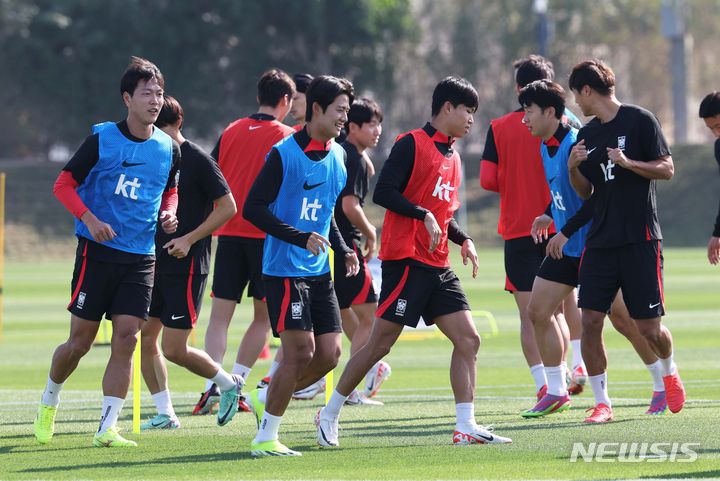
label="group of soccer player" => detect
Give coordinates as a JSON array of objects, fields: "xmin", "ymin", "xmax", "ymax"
[{"xmin": 35, "ymin": 51, "xmax": 720, "ymax": 455}]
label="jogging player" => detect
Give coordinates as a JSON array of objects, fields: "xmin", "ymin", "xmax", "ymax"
[
  {"xmin": 289, "ymin": 73, "xmax": 313, "ymax": 131},
  {"xmin": 698, "ymin": 92, "xmax": 720, "ymax": 265}
]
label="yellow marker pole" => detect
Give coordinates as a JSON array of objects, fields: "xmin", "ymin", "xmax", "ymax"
[
  {"xmin": 0, "ymin": 173, "xmax": 5, "ymax": 343},
  {"xmin": 133, "ymin": 331, "xmax": 141, "ymax": 433},
  {"xmin": 325, "ymin": 248, "xmax": 334, "ymax": 405}
]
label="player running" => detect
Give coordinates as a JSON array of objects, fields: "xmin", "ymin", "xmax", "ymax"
[
  {"xmin": 698, "ymin": 92, "xmax": 720, "ymax": 265},
  {"xmin": 316, "ymin": 76, "xmax": 512, "ymax": 447}
]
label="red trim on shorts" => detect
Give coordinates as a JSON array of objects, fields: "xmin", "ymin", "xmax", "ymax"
[
  {"xmin": 656, "ymin": 240, "xmax": 665, "ymax": 305},
  {"xmin": 351, "ymin": 258, "xmax": 372, "ymax": 305},
  {"xmin": 186, "ymin": 258, "xmax": 198, "ymax": 326},
  {"xmin": 277, "ymin": 278, "xmax": 291, "ymax": 333},
  {"xmin": 67, "ymin": 242, "xmax": 89, "ymax": 309},
  {"xmin": 504, "ymin": 276, "xmax": 517, "ymax": 293},
  {"xmin": 646, "ymin": 225, "xmax": 651, "ymax": 241},
  {"xmin": 376, "ymin": 265, "xmax": 409, "ymax": 318}
]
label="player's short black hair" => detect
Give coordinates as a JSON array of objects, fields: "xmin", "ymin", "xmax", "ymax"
[
  {"xmin": 514, "ymin": 55, "xmax": 555, "ymax": 88},
  {"xmin": 699, "ymin": 92, "xmax": 720, "ymax": 118},
  {"xmin": 518, "ymin": 80, "xmax": 566, "ymax": 120},
  {"xmin": 569, "ymin": 59, "xmax": 615, "ymax": 96},
  {"xmin": 431, "ymin": 76, "xmax": 479, "ymax": 116},
  {"xmin": 155, "ymin": 95, "xmax": 183, "ymax": 128},
  {"xmin": 120, "ymin": 56, "xmax": 164, "ymax": 97},
  {"xmin": 293, "ymin": 73, "xmax": 314, "ymax": 94},
  {"xmin": 257, "ymin": 69, "xmax": 295, "ymax": 107},
  {"xmin": 346, "ymin": 97, "xmax": 383, "ymax": 129},
  {"xmin": 305, "ymin": 75, "xmax": 354, "ymax": 122}
]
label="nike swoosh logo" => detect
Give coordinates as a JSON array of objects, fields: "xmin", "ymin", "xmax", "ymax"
[
  {"xmin": 150, "ymin": 419, "xmax": 166, "ymax": 427},
  {"xmin": 649, "ymin": 302, "xmax": 661, "ymax": 309},
  {"xmin": 122, "ymin": 160, "xmax": 144, "ymax": 167},
  {"xmin": 303, "ymin": 181, "xmax": 325, "ymax": 190},
  {"xmin": 586, "ymin": 147, "xmax": 597, "ymax": 155},
  {"xmin": 477, "ymin": 433, "xmax": 494, "ymax": 442},
  {"xmin": 171, "ymin": 314, "xmax": 185, "ymax": 320},
  {"xmin": 249, "ymin": 125, "xmax": 262, "ymax": 130},
  {"xmin": 548, "ymin": 176, "xmax": 557, "ymax": 185}
]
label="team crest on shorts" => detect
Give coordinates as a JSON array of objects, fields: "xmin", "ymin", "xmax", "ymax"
[
  {"xmin": 77, "ymin": 292, "xmax": 86, "ymax": 309},
  {"xmin": 395, "ymin": 299, "xmax": 407, "ymax": 316},
  {"xmin": 617, "ymin": 136, "xmax": 626, "ymax": 150},
  {"xmin": 291, "ymin": 302, "xmax": 302, "ymax": 319}
]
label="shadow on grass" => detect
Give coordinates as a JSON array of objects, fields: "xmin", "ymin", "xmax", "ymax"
[{"xmin": 641, "ymin": 470, "xmax": 720, "ymax": 479}]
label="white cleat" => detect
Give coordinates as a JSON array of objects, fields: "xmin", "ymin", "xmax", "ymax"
[
  {"xmin": 315, "ymin": 408, "xmax": 339, "ymax": 447},
  {"xmin": 292, "ymin": 378, "xmax": 326, "ymax": 400},
  {"xmin": 345, "ymin": 389, "xmax": 384, "ymax": 406},
  {"xmin": 453, "ymin": 425, "xmax": 512, "ymax": 445},
  {"xmin": 364, "ymin": 361, "xmax": 391, "ymax": 398}
]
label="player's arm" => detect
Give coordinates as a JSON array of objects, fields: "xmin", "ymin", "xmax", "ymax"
[
  {"xmin": 568, "ymin": 139, "xmax": 592, "ymax": 199},
  {"xmin": 479, "ymin": 126, "xmax": 499, "ymax": 192},
  {"xmin": 159, "ymin": 141, "xmax": 181, "ymax": 234},
  {"xmin": 531, "ymin": 202, "xmax": 554, "ymax": 244},
  {"xmin": 342, "ymin": 195, "xmax": 376, "ymax": 257},
  {"xmin": 609, "ymin": 111, "xmax": 674, "ymax": 180},
  {"xmin": 448, "ymin": 218, "xmax": 478, "ymax": 278},
  {"xmin": 546, "ymin": 194, "xmax": 596, "ymax": 260},
  {"xmin": 708, "ymin": 140, "xmax": 720, "ymax": 265},
  {"xmin": 329, "ymin": 216, "xmax": 359, "ymax": 276},
  {"xmin": 53, "ymin": 134, "xmax": 117, "ymax": 243}
]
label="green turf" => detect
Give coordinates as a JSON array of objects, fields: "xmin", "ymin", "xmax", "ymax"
[{"xmin": 1, "ymin": 248, "xmax": 719, "ymax": 480}]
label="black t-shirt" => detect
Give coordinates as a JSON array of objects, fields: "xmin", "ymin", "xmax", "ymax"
[
  {"xmin": 64, "ymin": 120, "xmax": 181, "ymax": 263},
  {"xmin": 713, "ymin": 138, "xmax": 720, "ymax": 237},
  {"xmin": 577, "ymin": 104, "xmax": 671, "ymax": 248},
  {"xmin": 334, "ymin": 141, "xmax": 369, "ymax": 245},
  {"xmin": 156, "ymin": 140, "xmax": 230, "ymax": 274}
]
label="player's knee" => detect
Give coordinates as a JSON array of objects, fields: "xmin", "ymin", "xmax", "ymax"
[
  {"xmin": 162, "ymin": 343, "xmax": 187, "ymax": 365},
  {"xmin": 285, "ymin": 348, "xmax": 314, "ymax": 369},
  {"xmin": 527, "ymin": 302, "xmax": 552, "ymax": 326},
  {"xmin": 581, "ymin": 314, "xmax": 604, "ymax": 334},
  {"xmin": 454, "ymin": 331, "xmax": 481, "ymax": 356},
  {"xmin": 608, "ymin": 313, "xmax": 633, "ymax": 337},
  {"xmin": 68, "ymin": 337, "xmax": 93, "ymax": 358},
  {"xmin": 637, "ymin": 322, "xmax": 661, "ymax": 343},
  {"xmin": 111, "ymin": 331, "xmax": 138, "ymax": 355}
]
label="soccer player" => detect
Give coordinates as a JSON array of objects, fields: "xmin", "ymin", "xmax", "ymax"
[
  {"xmin": 289, "ymin": 73, "xmax": 313, "ymax": 131},
  {"xmin": 35, "ymin": 57, "xmax": 180, "ymax": 447},
  {"xmin": 567, "ymin": 59, "xmax": 686, "ymax": 422},
  {"xmin": 192, "ymin": 69, "xmax": 296, "ymax": 415},
  {"xmin": 517, "ymin": 80, "xmax": 667, "ymax": 418},
  {"xmin": 480, "ymin": 55, "xmax": 581, "ymax": 400},
  {"xmin": 243, "ymin": 75, "xmax": 359, "ymax": 456},
  {"xmin": 334, "ymin": 98, "xmax": 390, "ymax": 404},
  {"xmin": 698, "ymin": 92, "xmax": 720, "ymax": 265},
  {"xmin": 316, "ymin": 76, "xmax": 512, "ymax": 447},
  {"xmin": 139, "ymin": 95, "xmax": 243, "ymax": 430}
]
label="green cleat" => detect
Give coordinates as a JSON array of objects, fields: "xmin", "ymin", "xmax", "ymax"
[
  {"xmin": 217, "ymin": 374, "xmax": 243, "ymax": 426},
  {"xmin": 247, "ymin": 388, "xmax": 265, "ymax": 429},
  {"xmin": 34, "ymin": 403, "xmax": 58, "ymax": 444},
  {"xmin": 93, "ymin": 426, "xmax": 138, "ymax": 447},
  {"xmin": 140, "ymin": 414, "xmax": 181, "ymax": 430},
  {"xmin": 250, "ymin": 439, "xmax": 302, "ymax": 457}
]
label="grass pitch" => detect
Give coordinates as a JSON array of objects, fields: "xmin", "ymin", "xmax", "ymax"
[{"xmin": 1, "ymin": 248, "xmax": 718, "ymax": 480}]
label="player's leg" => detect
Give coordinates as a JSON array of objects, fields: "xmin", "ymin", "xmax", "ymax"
[
  {"xmin": 564, "ymin": 290, "xmax": 587, "ymax": 395},
  {"xmin": 139, "ymin": 315, "xmax": 180, "ymax": 430},
  {"xmin": 340, "ymin": 307, "xmax": 359, "ymax": 342}
]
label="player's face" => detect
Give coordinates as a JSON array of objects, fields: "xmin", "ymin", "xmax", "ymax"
[
  {"xmin": 314, "ymin": 94, "xmax": 350, "ymax": 139},
  {"xmin": 125, "ymin": 78, "xmax": 164, "ymax": 126},
  {"xmin": 703, "ymin": 114, "xmax": 720, "ymax": 138},
  {"xmin": 447, "ymin": 103, "xmax": 475, "ymax": 138},
  {"xmin": 290, "ymin": 92, "xmax": 307, "ymax": 122},
  {"xmin": 522, "ymin": 103, "xmax": 552, "ymax": 138},
  {"xmin": 571, "ymin": 88, "xmax": 592, "ymax": 117},
  {"xmin": 354, "ymin": 116, "xmax": 382, "ymax": 149}
]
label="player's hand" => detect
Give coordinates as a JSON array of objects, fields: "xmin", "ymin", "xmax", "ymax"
[
  {"xmin": 423, "ymin": 212, "xmax": 442, "ymax": 253},
  {"xmin": 531, "ymin": 214, "xmax": 553, "ymax": 243},
  {"xmin": 163, "ymin": 234, "xmax": 192, "ymax": 258},
  {"xmin": 546, "ymin": 232, "xmax": 568, "ymax": 260},
  {"xmin": 81, "ymin": 211, "xmax": 116, "ymax": 243},
  {"xmin": 306, "ymin": 232, "xmax": 330, "ymax": 255},
  {"xmin": 160, "ymin": 210, "xmax": 178, "ymax": 234},
  {"xmin": 707, "ymin": 236, "xmax": 720, "ymax": 265},
  {"xmin": 606, "ymin": 147, "xmax": 632, "ymax": 169},
  {"xmin": 461, "ymin": 239, "xmax": 479, "ymax": 278},
  {"xmin": 364, "ymin": 226, "xmax": 377, "ymax": 259},
  {"xmin": 568, "ymin": 139, "xmax": 587, "ymax": 170},
  {"xmin": 344, "ymin": 252, "xmax": 360, "ymax": 277}
]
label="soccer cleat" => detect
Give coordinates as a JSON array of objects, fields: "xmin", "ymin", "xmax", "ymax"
[
  {"xmin": 250, "ymin": 439, "xmax": 302, "ymax": 457},
  {"xmin": 247, "ymin": 388, "xmax": 265, "ymax": 429},
  {"xmin": 662, "ymin": 372, "xmax": 686, "ymax": 414},
  {"xmin": 645, "ymin": 390, "xmax": 668, "ymax": 415},
  {"xmin": 34, "ymin": 403, "xmax": 57, "ymax": 444},
  {"xmin": 521, "ymin": 393, "xmax": 571, "ymax": 418},
  {"xmin": 344, "ymin": 389, "xmax": 384, "ymax": 406},
  {"xmin": 536, "ymin": 384, "xmax": 547, "ymax": 401},
  {"xmin": 453, "ymin": 425, "xmax": 512, "ymax": 445},
  {"xmin": 238, "ymin": 395, "xmax": 252, "ymax": 413},
  {"xmin": 192, "ymin": 384, "xmax": 220, "ymax": 415},
  {"xmin": 292, "ymin": 378, "xmax": 326, "ymax": 400},
  {"xmin": 93, "ymin": 426, "xmax": 137, "ymax": 447},
  {"xmin": 584, "ymin": 403, "xmax": 613, "ymax": 423},
  {"xmin": 364, "ymin": 361, "xmax": 391, "ymax": 398},
  {"xmin": 568, "ymin": 365, "xmax": 587, "ymax": 395},
  {"xmin": 217, "ymin": 375, "xmax": 244, "ymax": 426},
  {"xmin": 140, "ymin": 414, "xmax": 181, "ymax": 430},
  {"xmin": 256, "ymin": 376, "xmax": 271, "ymax": 389},
  {"xmin": 315, "ymin": 407, "xmax": 339, "ymax": 447}
]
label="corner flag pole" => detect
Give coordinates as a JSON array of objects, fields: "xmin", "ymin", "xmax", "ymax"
[
  {"xmin": 0, "ymin": 173, "xmax": 5, "ymax": 343},
  {"xmin": 325, "ymin": 248, "xmax": 334, "ymax": 405}
]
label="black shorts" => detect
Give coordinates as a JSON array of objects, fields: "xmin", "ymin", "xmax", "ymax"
[
  {"xmin": 333, "ymin": 244, "xmax": 378, "ymax": 309},
  {"xmin": 68, "ymin": 249, "xmax": 155, "ymax": 322},
  {"xmin": 264, "ymin": 275, "xmax": 342, "ymax": 338},
  {"xmin": 578, "ymin": 241, "xmax": 665, "ymax": 319},
  {"xmin": 536, "ymin": 255, "xmax": 581, "ymax": 288},
  {"xmin": 211, "ymin": 236, "xmax": 265, "ymax": 302},
  {"xmin": 375, "ymin": 260, "xmax": 470, "ymax": 328},
  {"xmin": 149, "ymin": 267, "xmax": 208, "ymax": 329},
  {"xmin": 504, "ymin": 236, "xmax": 549, "ymax": 292}
]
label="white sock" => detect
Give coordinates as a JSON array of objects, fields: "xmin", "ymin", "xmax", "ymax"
[
  {"xmin": 266, "ymin": 361, "xmax": 280, "ymax": 378},
  {"xmin": 41, "ymin": 377, "xmax": 64, "ymax": 407},
  {"xmin": 204, "ymin": 379, "xmax": 215, "ymax": 391},
  {"xmin": 324, "ymin": 389, "xmax": 348, "ymax": 419},
  {"xmin": 258, "ymin": 386, "xmax": 268, "ymax": 404},
  {"xmin": 570, "ymin": 340, "xmax": 583, "ymax": 369},
  {"xmin": 232, "ymin": 363, "xmax": 252, "ymax": 381},
  {"xmin": 455, "ymin": 402, "xmax": 475, "ymax": 432},
  {"xmin": 530, "ymin": 363, "xmax": 547, "ymax": 392},
  {"xmin": 212, "ymin": 368, "xmax": 238, "ymax": 392},
  {"xmin": 588, "ymin": 373, "xmax": 611, "ymax": 407},
  {"xmin": 545, "ymin": 365, "xmax": 567, "ymax": 397},
  {"xmin": 253, "ymin": 411, "xmax": 282, "ymax": 443},
  {"xmin": 560, "ymin": 361, "xmax": 569, "ymax": 384},
  {"xmin": 646, "ymin": 360, "xmax": 666, "ymax": 391},
  {"xmin": 151, "ymin": 390, "xmax": 175, "ymax": 417},
  {"xmin": 97, "ymin": 396, "xmax": 125, "ymax": 435},
  {"xmin": 659, "ymin": 353, "xmax": 676, "ymax": 376}
]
